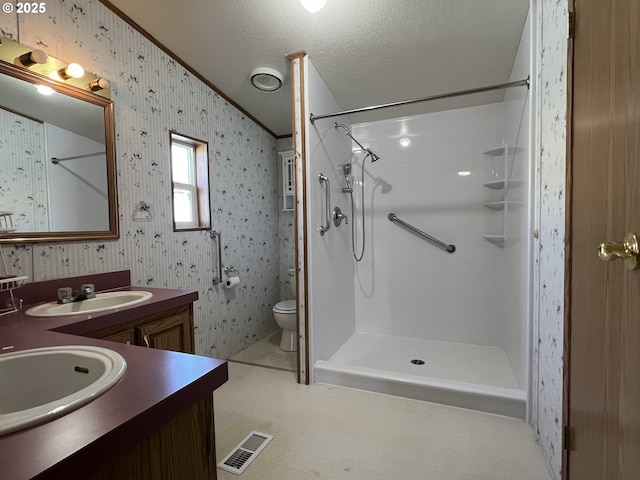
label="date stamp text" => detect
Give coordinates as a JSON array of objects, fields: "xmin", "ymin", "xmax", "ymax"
[{"xmin": 3, "ymin": 3, "xmax": 47, "ymax": 14}]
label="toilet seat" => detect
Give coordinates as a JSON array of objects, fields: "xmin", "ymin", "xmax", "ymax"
[{"xmin": 273, "ymin": 299, "xmax": 296, "ymax": 313}]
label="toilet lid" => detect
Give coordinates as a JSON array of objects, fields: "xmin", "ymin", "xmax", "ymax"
[{"xmin": 273, "ymin": 299, "xmax": 296, "ymax": 313}]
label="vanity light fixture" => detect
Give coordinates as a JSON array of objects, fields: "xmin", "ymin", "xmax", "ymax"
[
  {"xmin": 301, "ymin": 0, "xmax": 327, "ymax": 13},
  {"xmin": 15, "ymin": 49, "xmax": 48, "ymax": 67},
  {"xmin": 249, "ymin": 67, "xmax": 283, "ymax": 92},
  {"xmin": 86, "ymin": 78, "xmax": 110, "ymax": 92},
  {"xmin": 56, "ymin": 62, "xmax": 85, "ymax": 80}
]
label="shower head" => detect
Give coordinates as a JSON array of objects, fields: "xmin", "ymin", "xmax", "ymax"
[{"xmin": 367, "ymin": 149, "xmax": 381, "ymax": 162}]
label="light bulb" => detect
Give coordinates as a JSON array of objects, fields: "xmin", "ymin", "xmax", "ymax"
[
  {"xmin": 66, "ymin": 63, "xmax": 84, "ymax": 78},
  {"xmin": 57, "ymin": 63, "xmax": 85, "ymax": 80},
  {"xmin": 15, "ymin": 49, "xmax": 48, "ymax": 67},
  {"xmin": 86, "ymin": 78, "xmax": 110, "ymax": 92}
]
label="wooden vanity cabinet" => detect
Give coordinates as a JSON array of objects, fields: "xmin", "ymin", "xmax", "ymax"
[
  {"xmin": 83, "ymin": 302, "xmax": 217, "ymax": 480},
  {"xmin": 90, "ymin": 395, "xmax": 215, "ymax": 480},
  {"xmin": 87, "ymin": 304, "xmax": 194, "ymax": 354}
]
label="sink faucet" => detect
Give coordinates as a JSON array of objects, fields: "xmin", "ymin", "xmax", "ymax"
[{"xmin": 57, "ymin": 284, "xmax": 96, "ymax": 304}]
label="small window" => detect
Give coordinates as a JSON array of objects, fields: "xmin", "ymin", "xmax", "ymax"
[{"xmin": 170, "ymin": 132, "xmax": 211, "ymax": 231}]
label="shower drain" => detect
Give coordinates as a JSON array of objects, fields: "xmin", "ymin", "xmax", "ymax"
[{"xmin": 410, "ymin": 359, "xmax": 425, "ymax": 365}]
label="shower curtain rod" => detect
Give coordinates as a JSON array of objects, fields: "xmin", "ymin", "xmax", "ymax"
[
  {"xmin": 51, "ymin": 151, "xmax": 106, "ymax": 164},
  {"xmin": 309, "ymin": 76, "xmax": 530, "ymax": 124}
]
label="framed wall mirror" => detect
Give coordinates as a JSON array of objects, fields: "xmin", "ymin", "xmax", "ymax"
[{"xmin": 0, "ymin": 60, "xmax": 118, "ymax": 243}]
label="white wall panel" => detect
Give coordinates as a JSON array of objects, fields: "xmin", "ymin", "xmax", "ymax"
[{"xmin": 305, "ymin": 59, "xmax": 356, "ymax": 364}]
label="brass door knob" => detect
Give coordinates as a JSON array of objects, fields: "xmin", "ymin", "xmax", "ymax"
[{"xmin": 598, "ymin": 232, "xmax": 640, "ymax": 270}]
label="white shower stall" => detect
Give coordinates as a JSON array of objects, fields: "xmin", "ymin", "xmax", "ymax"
[{"xmin": 301, "ymin": 14, "xmax": 532, "ymax": 419}]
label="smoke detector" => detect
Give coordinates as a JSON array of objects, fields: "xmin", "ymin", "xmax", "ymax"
[{"xmin": 249, "ymin": 67, "xmax": 284, "ymax": 92}]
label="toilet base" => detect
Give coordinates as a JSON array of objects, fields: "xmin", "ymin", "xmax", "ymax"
[{"xmin": 279, "ymin": 329, "xmax": 297, "ymax": 352}]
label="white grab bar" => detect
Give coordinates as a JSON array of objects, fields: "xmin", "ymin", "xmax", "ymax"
[
  {"xmin": 388, "ymin": 213, "xmax": 456, "ymax": 253},
  {"xmin": 317, "ymin": 174, "xmax": 331, "ymax": 235}
]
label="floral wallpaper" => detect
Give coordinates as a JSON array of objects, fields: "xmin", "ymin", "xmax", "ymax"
[
  {"xmin": 0, "ymin": 109, "xmax": 48, "ymax": 232},
  {"xmin": 533, "ymin": 1, "xmax": 567, "ymax": 478},
  {"xmin": 0, "ymin": 0, "xmax": 281, "ymax": 359}
]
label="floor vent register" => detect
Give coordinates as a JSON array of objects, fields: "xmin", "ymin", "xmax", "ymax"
[{"xmin": 217, "ymin": 431, "xmax": 273, "ymax": 475}]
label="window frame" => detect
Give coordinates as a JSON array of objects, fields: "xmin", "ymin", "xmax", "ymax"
[{"xmin": 169, "ymin": 131, "xmax": 211, "ymax": 232}]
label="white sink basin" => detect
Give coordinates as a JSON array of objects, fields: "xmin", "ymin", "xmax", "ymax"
[
  {"xmin": 25, "ymin": 291, "xmax": 153, "ymax": 317},
  {"xmin": 0, "ymin": 345, "xmax": 126, "ymax": 436}
]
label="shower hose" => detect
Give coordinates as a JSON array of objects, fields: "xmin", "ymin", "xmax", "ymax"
[{"xmin": 349, "ymin": 152, "xmax": 368, "ymax": 262}]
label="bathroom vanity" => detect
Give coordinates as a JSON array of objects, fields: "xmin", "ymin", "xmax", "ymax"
[{"xmin": 0, "ymin": 270, "xmax": 227, "ymax": 480}]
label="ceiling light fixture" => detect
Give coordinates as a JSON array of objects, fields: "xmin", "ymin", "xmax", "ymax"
[
  {"xmin": 15, "ymin": 49, "xmax": 48, "ymax": 67},
  {"xmin": 301, "ymin": 0, "xmax": 326, "ymax": 13},
  {"xmin": 399, "ymin": 137, "xmax": 411, "ymax": 147},
  {"xmin": 249, "ymin": 67, "xmax": 283, "ymax": 92}
]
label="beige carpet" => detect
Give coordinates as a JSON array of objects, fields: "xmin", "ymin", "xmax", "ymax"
[
  {"xmin": 228, "ymin": 331, "xmax": 296, "ymax": 372},
  {"xmin": 214, "ymin": 362, "xmax": 552, "ymax": 480}
]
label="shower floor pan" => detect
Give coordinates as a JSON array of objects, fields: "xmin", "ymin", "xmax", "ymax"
[{"xmin": 314, "ymin": 332, "xmax": 526, "ymax": 419}]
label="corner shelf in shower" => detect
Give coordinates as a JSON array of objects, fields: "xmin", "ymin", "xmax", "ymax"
[
  {"xmin": 482, "ymin": 180, "xmax": 524, "ymax": 190},
  {"xmin": 481, "ymin": 145, "xmax": 524, "ymax": 248},
  {"xmin": 482, "ymin": 235, "xmax": 506, "ymax": 247},
  {"xmin": 482, "ymin": 201, "xmax": 523, "ymax": 211}
]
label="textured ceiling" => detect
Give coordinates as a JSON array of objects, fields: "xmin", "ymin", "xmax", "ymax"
[{"xmin": 106, "ymin": 0, "xmax": 529, "ymax": 137}]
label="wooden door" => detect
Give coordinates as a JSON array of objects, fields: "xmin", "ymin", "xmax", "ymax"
[{"xmin": 567, "ymin": 0, "xmax": 640, "ymax": 478}]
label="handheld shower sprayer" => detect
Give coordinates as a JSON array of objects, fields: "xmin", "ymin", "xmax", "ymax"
[{"xmin": 343, "ymin": 163, "xmax": 353, "ymax": 193}]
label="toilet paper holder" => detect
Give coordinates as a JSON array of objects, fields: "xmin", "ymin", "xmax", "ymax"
[
  {"xmin": 223, "ymin": 265, "xmax": 238, "ymax": 277},
  {"xmin": 222, "ymin": 265, "xmax": 240, "ymax": 290}
]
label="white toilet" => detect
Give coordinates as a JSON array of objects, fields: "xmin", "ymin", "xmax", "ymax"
[{"xmin": 273, "ymin": 268, "xmax": 297, "ymax": 352}]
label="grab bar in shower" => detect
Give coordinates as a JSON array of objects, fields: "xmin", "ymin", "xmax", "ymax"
[
  {"xmin": 318, "ymin": 174, "xmax": 331, "ymax": 235},
  {"xmin": 388, "ymin": 213, "xmax": 456, "ymax": 253}
]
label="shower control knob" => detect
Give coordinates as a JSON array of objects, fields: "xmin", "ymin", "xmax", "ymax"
[{"xmin": 333, "ymin": 207, "xmax": 348, "ymax": 227}]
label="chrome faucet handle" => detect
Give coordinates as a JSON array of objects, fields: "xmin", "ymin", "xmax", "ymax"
[
  {"xmin": 80, "ymin": 283, "xmax": 96, "ymax": 298},
  {"xmin": 57, "ymin": 287, "xmax": 73, "ymax": 304}
]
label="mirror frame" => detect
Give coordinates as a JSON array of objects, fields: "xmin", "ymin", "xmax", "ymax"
[{"xmin": 0, "ymin": 60, "xmax": 118, "ymax": 243}]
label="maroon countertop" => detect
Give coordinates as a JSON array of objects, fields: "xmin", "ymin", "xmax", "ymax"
[{"xmin": 0, "ymin": 271, "xmax": 228, "ymax": 480}]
